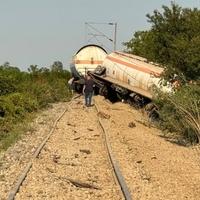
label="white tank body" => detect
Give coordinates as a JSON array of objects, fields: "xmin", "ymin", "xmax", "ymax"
[
  {"xmin": 73, "ymin": 44, "xmax": 107, "ymax": 77},
  {"xmin": 103, "ymin": 52, "xmax": 170, "ymax": 98}
]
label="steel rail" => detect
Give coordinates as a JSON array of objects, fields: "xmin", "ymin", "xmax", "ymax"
[
  {"xmin": 7, "ymin": 95, "xmax": 81, "ymax": 200},
  {"xmin": 7, "ymin": 94, "xmax": 131, "ymax": 200},
  {"xmin": 94, "ymin": 101, "xmax": 132, "ymax": 200}
]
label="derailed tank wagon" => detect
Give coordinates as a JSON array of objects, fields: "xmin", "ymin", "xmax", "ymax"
[
  {"xmin": 91, "ymin": 51, "xmax": 171, "ymax": 103},
  {"xmin": 70, "ymin": 44, "xmax": 171, "ymax": 114},
  {"xmin": 70, "ymin": 44, "xmax": 107, "ymax": 92}
]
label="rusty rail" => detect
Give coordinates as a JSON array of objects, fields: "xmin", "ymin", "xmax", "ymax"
[
  {"xmin": 95, "ymin": 101, "xmax": 132, "ymax": 200},
  {"xmin": 7, "ymin": 95, "xmax": 81, "ymax": 200}
]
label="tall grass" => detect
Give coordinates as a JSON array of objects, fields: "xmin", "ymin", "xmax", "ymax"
[{"xmin": 154, "ymin": 84, "xmax": 200, "ymax": 144}]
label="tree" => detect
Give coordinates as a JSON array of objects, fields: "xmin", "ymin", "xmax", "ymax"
[
  {"xmin": 124, "ymin": 31, "xmax": 157, "ymax": 62},
  {"xmin": 51, "ymin": 61, "xmax": 63, "ymax": 72},
  {"xmin": 3, "ymin": 62, "xmax": 10, "ymax": 67},
  {"xmin": 39, "ymin": 67, "xmax": 50, "ymax": 74},
  {"xmin": 124, "ymin": 3, "xmax": 200, "ymax": 82},
  {"xmin": 28, "ymin": 65, "xmax": 39, "ymax": 73}
]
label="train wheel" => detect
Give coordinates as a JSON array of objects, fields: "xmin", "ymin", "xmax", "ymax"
[
  {"xmin": 99, "ymin": 85, "xmax": 108, "ymax": 97},
  {"xmin": 74, "ymin": 83, "xmax": 82, "ymax": 93},
  {"xmin": 145, "ymin": 103, "xmax": 159, "ymax": 120},
  {"xmin": 145, "ymin": 103, "xmax": 155, "ymax": 112},
  {"xmin": 116, "ymin": 93, "xmax": 123, "ymax": 101}
]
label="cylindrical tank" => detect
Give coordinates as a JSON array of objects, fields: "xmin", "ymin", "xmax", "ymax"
[
  {"xmin": 103, "ymin": 51, "xmax": 170, "ymax": 98},
  {"xmin": 71, "ymin": 44, "xmax": 107, "ymax": 78}
]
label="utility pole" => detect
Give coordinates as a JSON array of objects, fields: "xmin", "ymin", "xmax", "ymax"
[
  {"xmin": 113, "ymin": 23, "xmax": 117, "ymax": 51},
  {"xmin": 108, "ymin": 22, "xmax": 117, "ymax": 51}
]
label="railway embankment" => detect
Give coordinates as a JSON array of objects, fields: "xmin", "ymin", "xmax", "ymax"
[{"xmin": 1, "ymin": 95, "xmax": 200, "ymax": 200}]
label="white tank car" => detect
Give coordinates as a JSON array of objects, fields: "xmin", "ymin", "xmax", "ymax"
[
  {"xmin": 70, "ymin": 44, "xmax": 107, "ymax": 78},
  {"xmin": 99, "ymin": 51, "xmax": 171, "ymax": 99}
]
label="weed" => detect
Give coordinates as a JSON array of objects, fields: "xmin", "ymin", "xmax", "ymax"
[{"xmin": 154, "ymin": 84, "xmax": 200, "ymax": 144}]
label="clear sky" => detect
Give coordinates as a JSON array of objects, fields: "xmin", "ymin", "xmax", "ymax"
[{"xmin": 0, "ymin": 0, "xmax": 199, "ymax": 70}]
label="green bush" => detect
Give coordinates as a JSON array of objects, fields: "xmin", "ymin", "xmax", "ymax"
[
  {"xmin": 154, "ymin": 84, "xmax": 200, "ymax": 143},
  {"xmin": 49, "ymin": 79, "xmax": 71, "ymax": 102},
  {"xmin": 0, "ymin": 92, "xmax": 38, "ymax": 124},
  {"xmin": 0, "ymin": 64, "xmax": 71, "ymax": 151},
  {"xmin": 0, "ymin": 75, "xmax": 17, "ymax": 95},
  {"xmin": 27, "ymin": 81, "xmax": 54, "ymax": 107}
]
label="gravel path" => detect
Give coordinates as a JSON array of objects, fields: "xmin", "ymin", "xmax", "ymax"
[
  {"xmin": 15, "ymin": 98, "xmax": 122, "ymax": 200},
  {"xmin": 95, "ymin": 96, "xmax": 200, "ymax": 200}
]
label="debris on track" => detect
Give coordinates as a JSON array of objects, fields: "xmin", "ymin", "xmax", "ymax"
[
  {"xmin": 13, "ymin": 97, "xmax": 122, "ymax": 200},
  {"xmin": 1, "ymin": 95, "xmax": 200, "ymax": 200}
]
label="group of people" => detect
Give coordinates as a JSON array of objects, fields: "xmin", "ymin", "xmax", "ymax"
[{"xmin": 68, "ymin": 73, "xmax": 95, "ymax": 107}]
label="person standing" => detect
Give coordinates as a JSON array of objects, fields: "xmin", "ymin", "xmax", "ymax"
[{"xmin": 83, "ymin": 75, "xmax": 95, "ymax": 107}]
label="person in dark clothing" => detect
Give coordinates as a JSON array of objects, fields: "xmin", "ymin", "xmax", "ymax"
[{"xmin": 83, "ymin": 75, "xmax": 95, "ymax": 107}]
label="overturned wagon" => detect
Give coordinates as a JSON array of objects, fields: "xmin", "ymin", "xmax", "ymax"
[
  {"xmin": 70, "ymin": 44, "xmax": 171, "ymax": 107},
  {"xmin": 91, "ymin": 51, "xmax": 171, "ymax": 103}
]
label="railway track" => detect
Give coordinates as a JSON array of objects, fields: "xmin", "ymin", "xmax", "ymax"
[
  {"xmin": 5, "ymin": 95, "xmax": 200, "ymax": 200},
  {"xmin": 7, "ymin": 97, "xmax": 74, "ymax": 200},
  {"xmin": 7, "ymin": 95, "xmax": 132, "ymax": 200}
]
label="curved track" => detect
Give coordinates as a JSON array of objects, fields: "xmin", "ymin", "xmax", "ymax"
[
  {"xmin": 7, "ymin": 95, "xmax": 132, "ymax": 200},
  {"xmin": 95, "ymin": 102, "xmax": 132, "ymax": 200}
]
